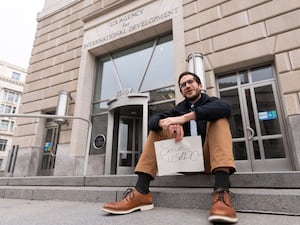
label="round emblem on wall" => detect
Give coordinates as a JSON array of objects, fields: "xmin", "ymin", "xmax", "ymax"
[{"xmin": 93, "ymin": 134, "xmax": 106, "ymax": 150}]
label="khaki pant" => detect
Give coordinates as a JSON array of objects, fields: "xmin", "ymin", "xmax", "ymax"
[{"xmin": 135, "ymin": 118, "xmax": 236, "ymax": 178}]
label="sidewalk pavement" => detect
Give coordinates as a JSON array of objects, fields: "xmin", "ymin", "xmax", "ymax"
[{"xmin": 0, "ymin": 198, "xmax": 299, "ymax": 225}]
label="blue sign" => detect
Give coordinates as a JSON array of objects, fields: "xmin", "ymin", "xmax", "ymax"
[
  {"xmin": 44, "ymin": 142, "xmax": 52, "ymax": 152},
  {"xmin": 258, "ymin": 110, "xmax": 277, "ymax": 121}
]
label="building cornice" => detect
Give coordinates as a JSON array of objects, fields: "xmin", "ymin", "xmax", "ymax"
[{"xmin": 0, "ymin": 75, "xmax": 25, "ymax": 87}]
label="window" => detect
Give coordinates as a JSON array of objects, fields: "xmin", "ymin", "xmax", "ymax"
[
  {"xmin": 1, "ymin": 90, "xmax": 21, "ymax": 104},
  {"xmin": 2, "ymin": 90, "xmax": 7, "ymax": 101},
  {"xmin": 0, "ymin": 104, "xmax": 17, "ymax": 114},
  {"xmin": 0, "ymin": 139, "xmax": 7, "ymax": 151},
  {"xmin": 14, "ymin": 93, "xmax": 20, "ymax": 103},
  {"xmin": 11, "ymin": 72, "xmax": 21, "ymax": 81},
  {"xmin": 0, "ymin": 120, "xmax": 11, "ymax": 131},
  {"xmin": 4, "ymin": 105, "xmax": 12, "ymax": 113},
  {"xmin": 0, "ymin": 120, "xmax": 9, "ymax": 131},
  {"xmin": 91, "ymin": 34, "xmax": 175, "ymax": 156},
  {"xmin": 93, "ymin": 34, "xmax": 174, "ymax": 111},
  {"xmin": 10, "ymin": 121, "xmax": 15, "ymax": 131}
]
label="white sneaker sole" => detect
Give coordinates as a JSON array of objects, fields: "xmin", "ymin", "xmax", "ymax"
[
  {"xmin": 208, "ymin": 215, "xmax": 238, "ymax": 223},
  {"xmin": 102, "ymin": 204, "xmax": 154, "ymax": 215}
]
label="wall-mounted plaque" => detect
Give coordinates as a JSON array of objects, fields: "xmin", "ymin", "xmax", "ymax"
[{"xmin": 93, "ymin": 134, "xmax": 106, "ymax": 150}]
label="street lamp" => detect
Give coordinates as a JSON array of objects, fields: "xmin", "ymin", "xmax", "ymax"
[
  {"xmin": 186, "ymin": 52, "xmax": 206, "ymax": 92},
  {"xmin": 54, "ymin": 90, "xmax": 71, "ymax": 125}
]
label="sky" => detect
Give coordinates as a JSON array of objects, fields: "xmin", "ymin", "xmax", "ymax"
[{"xmin": 0, "ymin": 0, "xmax": 45, "ymax": 69}]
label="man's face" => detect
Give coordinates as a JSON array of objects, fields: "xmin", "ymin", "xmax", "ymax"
[{"xmin": 179, "ymin": 74, "xmax": 202, "ymax": 102}]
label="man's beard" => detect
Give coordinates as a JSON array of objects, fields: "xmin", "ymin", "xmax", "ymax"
[{"xmin": 185, "ymin": 89, "xmax": 201, "ymax": 102}]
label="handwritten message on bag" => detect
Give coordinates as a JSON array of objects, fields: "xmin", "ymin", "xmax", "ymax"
[{"xmin": 154, "ymin": 136, "xmax": 204, "ymax": 176}]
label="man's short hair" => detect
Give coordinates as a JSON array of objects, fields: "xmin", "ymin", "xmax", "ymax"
[{"xmin": 178, "ymin": 71, "xmax": 201, "ymax": 87}]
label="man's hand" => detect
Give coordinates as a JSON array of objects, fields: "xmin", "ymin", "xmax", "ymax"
[
  {"xmin": 159, "ymin": 116, "xmax": 185, "ymax": 142},
  {"xmin": 159, "ymin": 116, "xmax": 186, "ymax": 128}
]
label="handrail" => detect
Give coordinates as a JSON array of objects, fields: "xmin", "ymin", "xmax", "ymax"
[{"xmin": 0, "ymin": 113, "xmax": 92, "ymax": 177}]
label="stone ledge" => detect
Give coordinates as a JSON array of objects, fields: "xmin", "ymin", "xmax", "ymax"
[
  {"xmin": 1, "ymin": 172, "xmax": 299, "ymax": 188},
  {"xmin": 0, "ymin": 186, "xmax": 299, "ymax": 215}
]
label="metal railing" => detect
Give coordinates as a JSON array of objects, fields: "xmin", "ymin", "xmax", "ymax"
[{"xmin": 0, "ymin": 113, "xmax": 92, "ymax": 176}]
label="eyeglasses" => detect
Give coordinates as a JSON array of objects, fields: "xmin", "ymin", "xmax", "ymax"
[{"xmin": 179, "ymin": 79, "xmax": 196, "ymax": 89}]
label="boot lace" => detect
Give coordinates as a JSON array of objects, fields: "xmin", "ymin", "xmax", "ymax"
[
  {"xmin": 214, "ymin": 189, "xmax": 233, "ymax": 207},
  {"xmin": 122, "ymin": 188, "xmax": 134, "ymax": 201},
  {"xmin": 216, "ymin": 190, "xmax": 225, "ymax": 202}
]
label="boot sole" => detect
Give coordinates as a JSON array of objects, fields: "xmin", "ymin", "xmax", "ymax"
[
  {"xmin": 101, "ymin": 204, "xmax": 154, "ymax": 215},
  {"xmin": 208, "ymin": 215, "xmax": 238, "ymax": 223}
]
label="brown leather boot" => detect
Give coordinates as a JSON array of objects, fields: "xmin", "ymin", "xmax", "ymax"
[
  {"xmin": 208, "ymin": 189, "xmax": 238, "ymax": 223},
  {"xmin": 102, "ymin": 188, "xmax": 154, "ymax": 214}
]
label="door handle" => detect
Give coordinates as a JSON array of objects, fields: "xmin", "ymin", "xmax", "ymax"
[{"xmin": 246, "ymin": 127, "xmax": 255, "ymax": 140}]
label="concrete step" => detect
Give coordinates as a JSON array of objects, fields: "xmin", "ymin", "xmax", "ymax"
[
  {"xmin": 0, "ymin": 172, "xmax": 299, "ymax": 216},
  {"xmin": 1, "ymin": 172, "xmax": 300, "ymax": 188},
  {"xmin": 0, "ymin": 186, "xmax": 299, "ymax": 216}
]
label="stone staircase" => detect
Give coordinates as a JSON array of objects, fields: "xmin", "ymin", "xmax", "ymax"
[{"xmin": 0, "ymin": 172, "xmax": 299, "ymax": 216}]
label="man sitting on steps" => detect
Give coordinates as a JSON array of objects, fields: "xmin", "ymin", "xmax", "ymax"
[{"xmin": 102, "ymin": 71, "xmax": 238, "ymax": 224}]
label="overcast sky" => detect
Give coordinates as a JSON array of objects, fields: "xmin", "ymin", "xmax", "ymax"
[{"xmin": 0, "ymin": 0, "xmax": 45, "ymax": 69}]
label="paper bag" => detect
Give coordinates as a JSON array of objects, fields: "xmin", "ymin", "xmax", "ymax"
[{"xmin": 154, "ymin": 136, "xmax": 204, "ymax": 176}]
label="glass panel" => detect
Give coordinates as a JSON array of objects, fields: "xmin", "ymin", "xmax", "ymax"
[
  {"xmin": 245, "ymin": 88, "xmax": 257, "ymax": 136},
  {"xmin": 253, "ymin": 141, "xmax": 261, "ymax": 159},
  {"xmin": 9, "ymin": 121, "xmax": 14, "ymax": 131},
  {"xmin": 114, "ymin": 41, "xmax": 153, "ymax": 91},
  {"xmin": 2, "ymin": 90, "xmax": 7, "ymax": 101},
  {"xmin": 233, "ymin": 142, "xmax": 247, "ymax": 160},
  {"xmin": 41, "ymin": 155, "xmax": 49, "ymax": 170},
  {"xmin": 7, "ymin": 92, "xmax": 14, "ymax": 102},
  {"xmin": 45, "ymin": 129, "xmax": 53, "ymax": 142},
  {"xmin": 99, "ymin": 60, "xmax": 121, "ymax": 100},
  {"xmin": 149, "ymin": 101, "xmax": 175, "ymax": 117},
  {"xmin": 251, "ymin": 65, "xmax": 273, "ymax": 82},
  {"xmin": 14, "ymin": 93, "xmax": 20, "ymax": 103},
  {"xmin": 0, "ymin": 120, "xmax": 9, "ymax": 130},
  {"xmin": 218, "ymin": 73, "xmax": 237, "ymax": 89},
  {"xmin": 140, "ymin": 36, "xmax": 174, "ymax": 91},
  {"xmin": 94, "ymin": 35, "xmax": 174, "ymax": 103},
  {"xmin": 4, "ymin": 105, "xmax": 11, "ymax": 113},
  {"xmin": 148, "ymin": 87, "xmax": 175, "ymax": 103},
  {"xmin": 11, "ymin": 72, "xmax": 21, "ymax": 81},
  {"xmin": 118, "ymin": 120, "xmax": 129, "ymax": 151},
  {"xmin": 49, "ymin": 155, "xmax": 55, "ymax": 169},
  {"xmin": 220, "ymin": 89, "xmax": 243, "ymax": 138},
  {"xmin": 93, "ymin": 101, "xmax": 109, "ymax": 114},
  {"xmin": 119, "ymin": 153, "xmax": 132, "ymax": 166},
  {"xmin": 0, "ymin": 139, "xmax": 7, "ymax": 151},
  {"xmin": 239, "ymin": 70, "xmax": 249, "ymax": 85},
  {"xmin": 255, "ymin": 85, "xmax": 281, "ymax": 135},
  {"xmin": 263, "ymin": 138, "xmax": 285, "ymax": 159}
]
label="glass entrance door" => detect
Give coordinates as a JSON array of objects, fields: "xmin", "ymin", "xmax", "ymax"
[
  {"xmin": 239, "ymin": 82, "xmax": 291, "ymax": 171},
  {"xmin": 218, "ymin": 65, "xmax": 292, "ymax": 172},
  {"xmin": 117, "ymin": 115, "xmax": 142, "ymax": 174},
  {"xmin": 40, "ymin": 122, "xmax": 59, "ymax": 176}
]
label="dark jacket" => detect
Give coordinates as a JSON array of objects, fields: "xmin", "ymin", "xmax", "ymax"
[{"xmin": 148, "ymin": 93, "xmax": 231, "ymax": 145}]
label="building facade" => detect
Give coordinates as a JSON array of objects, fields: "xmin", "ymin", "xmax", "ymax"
[
  {"xmin": 12, "ymin": 0, "xmax": 300, "ymax": 177},
  {"xmin": 0, "ymin": 60, "xmax": 27, "ymax": 175}
]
